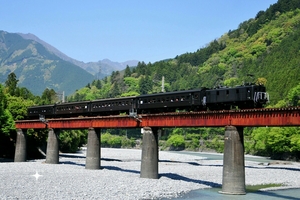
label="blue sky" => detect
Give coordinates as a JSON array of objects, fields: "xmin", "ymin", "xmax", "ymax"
[{"xmin": 1, "ymin": 0, "xmax": 277, "ymax": 63}]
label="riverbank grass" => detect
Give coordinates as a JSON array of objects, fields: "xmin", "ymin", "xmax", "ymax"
[{"xmin": 246, "ymin": 183, "xmax": 284, "ymax": 192}]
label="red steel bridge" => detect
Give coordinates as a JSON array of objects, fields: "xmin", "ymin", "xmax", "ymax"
[
  {"xmin": 15, "ymin": 107, "xmax": 300, "ymax": 129},
  {"xmin": 14, "ymin": 107, "xmax": 300, "ymax": 195}
]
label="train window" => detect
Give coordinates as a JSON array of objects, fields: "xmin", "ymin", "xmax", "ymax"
[
  {"xmin": 236, "ymin": 89, "xmax": 239, "ymax": 94},
  {"xmin": 226, "ymin": 90, "xmax": 229, "ymax": 95},
  {"xmin": 217, "ymin": 91, "xmax": 219, "ymax": 95},
  {"xmin": 194, "ymin": 94, "xmax": 198, "ymax": 99}
]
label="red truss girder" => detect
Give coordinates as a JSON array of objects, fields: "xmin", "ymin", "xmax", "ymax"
[{"xmin": 15, "ymin": 107, "xmax": 300, "ymax": 129}]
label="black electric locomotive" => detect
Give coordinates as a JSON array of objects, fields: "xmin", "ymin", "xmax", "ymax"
[
  {"xmin": 27, "ymin": 84, "xmax": 269, "ymax": 119},
  {"xmin": 206, "ymin": 84, "xmax": 269, "ymax": 110}
]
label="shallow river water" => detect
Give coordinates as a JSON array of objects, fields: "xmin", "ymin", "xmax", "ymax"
[{"xmin": 167, "ymin": 151, "xmax": 300, "ymax": 200}]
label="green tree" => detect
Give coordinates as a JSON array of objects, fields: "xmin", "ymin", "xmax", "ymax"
[
  {"xmin": 15, "ymin": 87, "xmax": 34, "ymax": 99},
  {"xmin": 7, "ymin": 96, "xmax": 34, "ymax": 120},
  {"xmin": 93, "ymin": 79, "xmax": 102, "ymax": 89},
  {"xmin": 139, "ymin": 75, "xmax": 152, "ymax": 94},
  {"xmin": 59, "ymin": 130, "xmax": 88, "ymax": 153},
  {"xmin": 287, "ymin": 83, "xmax": 300, "ymax": 106},
  {"xmin": 109, "ymin": 83, "xmax": 120, "ymax": 98},
  {"xmin": 5, "ymin": 72, "xmax": 19, "ymax": 96},
  {"xmin": 41, "ymin": 88, "xmax": 57, "ymax": 105},
  {"xmin": 124, "ymin": 65, "xmax": 132, "ymax": 77},
  {"xmin": 0, "ymin": 84, "xmax": 15, "ymax": 136},
  {"xmin": 252, "ymin": 127, "xmax": 300, "ymax": 157},
  {"xmin": 166, "ymin": 134, "xmax": 185, "ymax": 150}
]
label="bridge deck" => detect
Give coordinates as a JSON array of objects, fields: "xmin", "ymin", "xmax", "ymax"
[{"xmin": 15, "ymin": 107, "xmax": 300, "ymax": 129}]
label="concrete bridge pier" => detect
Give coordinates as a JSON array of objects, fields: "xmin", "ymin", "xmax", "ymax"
[
  {"xmin": 85, "ymin": 128, "xmax": 101, "ymax": 169},
  {"xmin": 14, "ymin": 129, "xmax": 27, "ymax": 162},
  {"xmin": 220, "ymin": 126, "xmax": 246, "ymax": 195},
  {"xmin": 46, "ymin": 128, "xmax": 60, "ymax": 164},
  {"xmin": 140, "ymin": 127, "xmax": 159, "ymax": 179}
]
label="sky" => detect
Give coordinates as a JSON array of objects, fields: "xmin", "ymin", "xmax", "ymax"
[{"xmin": 1, "ymin": 0, "xmax": 278, "ymax": 63}]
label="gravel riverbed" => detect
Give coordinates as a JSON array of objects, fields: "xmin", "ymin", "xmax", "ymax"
[{"xmin": 0, "ymin": 148, "xmax": 300, "ymax": 199}]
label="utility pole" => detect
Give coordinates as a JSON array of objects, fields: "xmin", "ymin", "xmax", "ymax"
[
  {"xmin": 161, "ymin": 76, "xmax": 165, "ymax": 93},
  {"xmin": 62, "ymin": 91, "xmax": 65, "ymax": 103},
  {"xmin": 56, "ymin": 91, "xmax": 65, "ymax": 103}
]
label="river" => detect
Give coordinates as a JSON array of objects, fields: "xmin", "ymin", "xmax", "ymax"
[{"xmin": 165, "ymin": 151, "xmax": 300, "ymax": 200}]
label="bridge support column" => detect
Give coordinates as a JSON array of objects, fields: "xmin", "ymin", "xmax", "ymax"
[
  {"xmin": 14, "ymin": 129, "xmax": 27, "ymax": 162},
  {"xmin": 46, "ymin": 129, "xmax": 60, "ymax": 164},
  {"xmin": 140, "ymin": 127, "xmax": 159, "ymax": 179},
  {"xmin": 86, "ymin": 128, "xmax": 101, "ymax": 170},
  {"xmin": 220, "ymin": 126, "xmax": 246, "ymax": 195}
]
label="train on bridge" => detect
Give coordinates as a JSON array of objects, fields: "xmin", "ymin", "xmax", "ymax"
[{"xmin": 27, "ymin": 84, "xmax": 269, "ymax": 119}]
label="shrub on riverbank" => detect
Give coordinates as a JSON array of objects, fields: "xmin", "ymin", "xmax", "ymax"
[{"xmin": 101, "ymin": 133, "xmax": 135, "ymax": 148}]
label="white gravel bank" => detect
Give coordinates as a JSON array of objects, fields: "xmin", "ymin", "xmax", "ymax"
[{"xmin": 0, "ymin": 148, "xmax": 300, "ymax": 199}]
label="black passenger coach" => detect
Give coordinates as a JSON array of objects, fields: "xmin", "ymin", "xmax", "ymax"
[{"xmin": 27, "ymin": 84, "xmax": 269, "ymax": 119}]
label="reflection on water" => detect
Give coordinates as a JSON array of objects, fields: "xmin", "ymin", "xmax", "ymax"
[
  {"xmin": 171, "ymin": 188, "xmax": 300, "ymax": 200},
  {"xmin": 166, "ymin": 151, "xmax": 300, "ymax": 200}
]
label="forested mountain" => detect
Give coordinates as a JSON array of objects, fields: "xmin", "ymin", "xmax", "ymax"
[
  {"xmin": 70, "ymin": 0, "xmax": 300, "ymax": 106},
  {"xmin": 0, "ymin": 31, "xmax": 138, "ymax": 96},
  {"xmin": 0, "ymin": 31, "xmax": 96, "ymax": 95}
]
